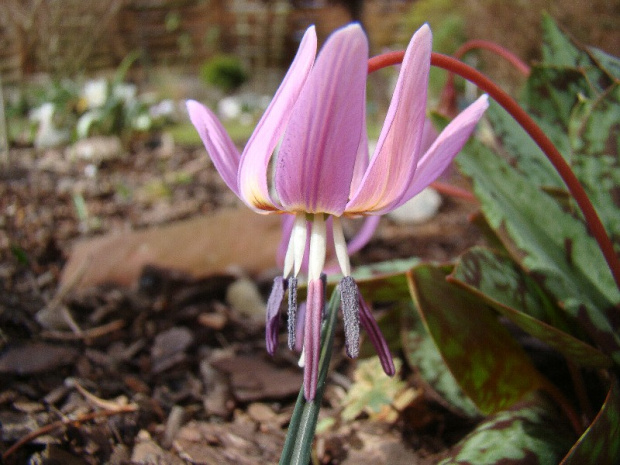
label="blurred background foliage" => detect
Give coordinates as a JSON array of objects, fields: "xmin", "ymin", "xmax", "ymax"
[{"xmin": 0, "ymin": 0, "xmax": 617, "ymax": 148}]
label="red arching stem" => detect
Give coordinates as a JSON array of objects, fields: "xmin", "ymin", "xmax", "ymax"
[
  {"xmin": 440, "ymin": 41, "xmax": 530, "ymax": 117},
  {"xmin": 431, "ymin": 181, "xmax": 477, "ymax": 203},
  {"xmin": 453, "ymin": 40, "xmax": 531, "ymax": 75},
  {"xmin": 368, "ymin": 51, "xmax": 620, "ymax": 289}
]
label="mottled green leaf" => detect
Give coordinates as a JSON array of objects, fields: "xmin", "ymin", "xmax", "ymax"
[
  {"xmin": 587, "ymin": 46, "xmax": 620, "ymax": 81},
  {"xmin": 448, "ymin": 247, "xmax": 612, "ymax": 369},
  {"xmin": 486, "ymin": 102, "xmax": 563, "ymax": 188},
  {"xmin": 457, "ymin": 143, "xmax": 620, "ymax": 364},
  {"xmin": 407, "ymin": 264, "xmax": 548, "ymax": 414},
  {"xmin": 335, "ymin": 257, "xmax": 419, "ymax": 302},
  {"xmin": 569, "ymin": 83, "xmax": 620, "ymax": 244},
  {"xmin": 561, "ymin": 378, "xmax": 620, "ymax": 465},
  {"xmin": 539, "ymin": 14, "xmax": 613, "ymax": 93},
  {"xmin": 402, "ymin": 307, "xmax": 480, "ymax": 417},
  {"xmin": 540, "ymin": 14, "xmax": 582, "ymax": 69},
  {"xmin": 516, "ymin": 16, "xmax": 620, "ymax": 247},
  {"xmin": 440, "ymin": 392, "xmax": 575, "ymax": 465},
  {"xmin": 524, "ymin": 66, "xmax": 593, "ymax": 135},
  {"xmin": 303, "ymin": 258, "xmax": 418, "ymax": 302}
]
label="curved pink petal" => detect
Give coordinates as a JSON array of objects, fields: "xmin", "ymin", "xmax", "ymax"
[
  {"xmin": 349, "ymin": 110, "xmax": 370, "ymax": 197},
  {"xmin": 237, "ymin": 26, "xmax": 318, "ymax": 213},
  {"xmin": 420, "ymin": 117, "xmax": 438, "ymax": 154},
  {"xmin": 186, "ymin": 100, "xmax": 241, "ymax": 196},
  {"xmin": 275, "ymin": 24, "xmax": 368, "ymax": 215},
  {"xmin": 346, "ymin": 215, "xmax": 381, "ymax": 254},
  {"xmin": 346, "ymin": 24, "xmax": 432, "ymax": 215},
  {"xmin": 392, "ymin": 94, "xmax": 489, "ymax": 208}
]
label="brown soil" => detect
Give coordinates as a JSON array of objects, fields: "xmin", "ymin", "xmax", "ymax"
[{"xmin": 0, "ymin": 140, "xmax": 483, "ymax": 464}]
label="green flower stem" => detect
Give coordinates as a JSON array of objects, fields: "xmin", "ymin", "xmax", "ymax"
[
  {"xmin": 368, "ymin": 51, "xmax": 620, "ymax": 290},
  {"xmin": 280, "ymin": 287, "xmax": 341, "ymax": 465}
]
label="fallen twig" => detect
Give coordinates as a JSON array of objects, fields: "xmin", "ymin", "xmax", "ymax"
[
  {"xmin": 40, "ymin": 319, "xmax": 125, "ymax": 341},
  {"xmin": 2, "ymin": 404, "xmax": 138, "ymax": 460}
]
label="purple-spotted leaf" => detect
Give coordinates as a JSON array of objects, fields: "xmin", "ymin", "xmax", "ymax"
[
  {"xmin": 318, "ymin": 258, "xmax": 419, "ymax": 302},
  {"xmin": 402, "ymin": 308, "xmax": 480, "ymax": 418},
  {"xmin": 407, "ymin": 263, "xmax": 548, "ymax": 414},
  {"xmin": 561, "ymin": 378, "xmax": 620, "ymax": 465},
  {"xmin": 448, "ymin": 247, "xmax": 612, "ymax": 369},
  {"xmin": 440, "ymin": 392, "xmax": 575, "ymax": 465},
  {"xmin": 461, "ymin": 16, "xmax": 620, "ymax": 368},
  {"xmin": 353, "ymin": 258, "xmax": 420, "ymax": 302},
  {"xmin": 457, "ymin": 143, "xmax": 620, "ymax": 365}
]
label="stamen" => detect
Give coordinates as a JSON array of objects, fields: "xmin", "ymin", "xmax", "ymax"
[
  {"xmin": 359, "ymin": 295, "xmax": 395, "ymax": 376},
  {"xmin": 287, "ymin": 276, "xmax": 298, "ymax": 350},
  {"xmin": 265, "ymin": 276, "xmax": 285, "ymax": 355},
  {"xmin": 332, "ymin": 216, "xmax": 351, "ymax": 276},
  {"xmin": 340, "ymin": 276, "xmax": 360, "ymax": 358},
  {"xmin": 308, "ymin": 214, "xmax": 327, "ymax": 281}
]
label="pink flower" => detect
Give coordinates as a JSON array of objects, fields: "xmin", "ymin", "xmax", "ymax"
[{"xmin": 187, "ymin": 23, "xmax": 488, "ymax": 400}]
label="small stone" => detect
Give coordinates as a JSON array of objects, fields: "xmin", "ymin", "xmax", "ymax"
[
  {"xmin": 198, "ymin": 312, "xmax": 228, "ymax": 330},
  {"xmin": 387, "ymin": 187, "xmax": 442, "ymax": 224},
  {"xmin": 0, "ymin": 343, "xmax": 79, "ymax": 375},
  {"xmin": 226, "ymin": 277, "xmax": 265, "ymax": 320},
  {"xmin": 67, "ymin": 136, "xmax": 123, "ymax": 165},
  {"xmin": 163, "ymin": 405, "xmax": 186, "ymax": 448},
  {"xmin": 247, "ymin": 403, "xmax": 276, "ymax": 424}
]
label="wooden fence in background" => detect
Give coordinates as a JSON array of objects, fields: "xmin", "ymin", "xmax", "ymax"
[{"xmin": 0, "ymin": 0, "xmax": 412, "ymax": 85}]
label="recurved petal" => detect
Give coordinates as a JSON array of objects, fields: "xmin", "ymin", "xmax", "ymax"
[
  {"xmin": 393, "ymin": 94, "xmax": 489, "ymax": 208},
  {"xmin": 346, "ymin": 24, "xmax": 432, "ymax": 215},
  {"xmin": 420, "ymin": 117, "xmax": 439, "ymax": 154},
  {"xmin": 237, "ymin": 26, "xmax": 317, "ymax": 213},
  {"xmin": 276, "ymin": 24, "xmax": 368, "ymax": 215},
  {"xmin": 186, "ymin": 100, "xmax": 241, "ymax": 196},
  {"xmin": 346, "ymin": 215, "xmax": 381, "ymax": 255}
]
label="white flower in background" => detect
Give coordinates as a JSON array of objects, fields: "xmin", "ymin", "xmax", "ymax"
[
  {"xmin": 133, "ymin": 114, "xmax": 151, "ymax": 131},
  {"xmin": 76, "ymin": 110, "xmax": 104, "ymax": 139},
  {"xmin": 113, "ymin": 83, "xmax": 137, "ymax": 105},
  {"xmin": 217, "ymin": 96, "xmax": 242, "ymax": 121},
  {"xmin": 149, "ymin": 99, "xmax": 176, "ymax": 119},
  {"xmin": 82, "ymin": 79, "xmax": 108, "ymax": 109},
  {"xmin": 30, "ymin": 103, "xmax": 70, "ymax": 148}
]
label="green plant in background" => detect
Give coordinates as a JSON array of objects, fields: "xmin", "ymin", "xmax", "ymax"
[
  {"xmin": 200, "ymin": 54, "xmax": 249, "ymax": 94},
  {"xmin": 7, "ymin": 51, "xmax": 177, "ymax": 148},
  {"xmin": 404, "ymin": 0, "xmax": 466, "ymax": 98}
]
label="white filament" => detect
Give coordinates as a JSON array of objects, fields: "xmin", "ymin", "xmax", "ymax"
[
  {"xmin": 307, "ymin": 214, "xmax": 327, "ymax": 281},
  {"xmin": 332, "ymin": 216, "xmax": 351, "ymax": 277},
  {"xmin": 292, "ymin": 213, "xmax": 307, "ymax": 276},
  {"xmin": 283, "ymin": 213, "xmax": 307, "ymax": 278}
]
